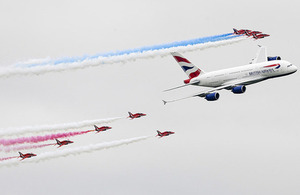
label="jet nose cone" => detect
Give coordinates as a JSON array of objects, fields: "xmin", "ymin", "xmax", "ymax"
[
  {"xmin": 292, "ymin": 65, "xmax": 298, "ymax": 73},
  {"xmin": 288, "ymin": 64, "xmax": 297, "ymax": 73}
]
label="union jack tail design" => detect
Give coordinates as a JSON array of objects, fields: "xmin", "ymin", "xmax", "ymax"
[{"xmin": 171, "ymin": 52, "xmax": 205, "ymax": 79}]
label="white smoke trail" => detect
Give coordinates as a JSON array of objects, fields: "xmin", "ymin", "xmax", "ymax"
[
  {"xmin": 0, "ymin": 136, "xmax": 151, "ymax": 167},
  {"xmin": 0, "ymin": 37, "xmax": 247, "ymax": 78},
  {"xmin": 0, "ymin": 117, "xmax": 123, "ymax": 137}
]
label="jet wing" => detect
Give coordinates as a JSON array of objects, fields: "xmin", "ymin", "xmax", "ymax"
[
  {"xmin": 163, "ymin": 76, "xmax": 265, "ymax": 104},
  {"xmin": 162, "ymin": 84, "xmax": 233, "ymax": 104},
  {"xmin": 163, "ymin": 80, "xmax": 200, "ymax": 92},
  {"xmin": 251, "ymin": 45, "xmax": 267, "ymax": 64}
]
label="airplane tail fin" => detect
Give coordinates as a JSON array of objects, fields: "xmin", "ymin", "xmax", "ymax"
[
  {"xmin": 171, "ymin": 52, "xmax": 204, "ymax": 79},
  {"xmin": 253, "ymin": 34, "xmax": 258, "ymax": 39},
  {"xmin": 128, "ymin": 112, "xmax": 133, "ymax": 118},
  {"xmin": 18, "ymin": 152, "xmax": 23, "ymax": 157},
  {"xmin": 94, "ymin": 125, "xmax": 98, "ymax": 130},
  {"xmin": 157, "ymin": 130, "xmax": 162, "ymax": 136},
  {"xmin": 55, "ymin": 139, "xmax": 60, "ymax": 144},
  {"xmin": 233, "ymin": 28, "xmax": 238, "ymax": 34}
]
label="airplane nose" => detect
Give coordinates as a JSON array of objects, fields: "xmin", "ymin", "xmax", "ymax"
[{"xmin": 293, "ymin": 65, "xmax": 298, "ymax": 73}]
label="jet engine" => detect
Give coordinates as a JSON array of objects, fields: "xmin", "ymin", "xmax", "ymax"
[
  {"xmin": 267, "ymin": 56, "xmax": 281, "ymax": 61},
  {"xmin": 205, "ymin": 92, "xmax": 220, "ymax": 101},
  {"xmin": 231, "ymin": 85, "xmax": 246, "ymax": 94}
]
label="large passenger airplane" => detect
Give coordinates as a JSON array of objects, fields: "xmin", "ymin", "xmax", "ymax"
[{"xmin": 163, "ymin": 46, "xmax": 297, "ymax": 103}]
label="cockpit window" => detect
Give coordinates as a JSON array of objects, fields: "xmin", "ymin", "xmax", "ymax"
[{"xmin": 287, "ymin": 64, "xmax": 293, "ymax": 67}]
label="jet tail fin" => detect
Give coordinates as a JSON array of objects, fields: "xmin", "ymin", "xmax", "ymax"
[
  {"xmin": 94, "ymin": 125, "xmax": 98, "ymax": 130},
  {"xmin": 171, "ymin": 52, "xmax": 204, "ymax": 79},
  {"xmin": 157, "ymin": 130, "xmax": 162, "ymax": 136},
  {"xmin": 233, "ymin": 28, "xmax": 238, "ymax": 34},
  {"xmin": 18, "ymin": 152, "xmax": 23, "ymax": 157}
]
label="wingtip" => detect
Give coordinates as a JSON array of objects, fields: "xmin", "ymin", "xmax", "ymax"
[{"xmin": 162, "ymin": 100, "xmax": 167, "ymax": 105}]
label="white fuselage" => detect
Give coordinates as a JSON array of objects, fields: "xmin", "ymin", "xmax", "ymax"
[{"xmin": 189, "ymin": 60, "xmax": 297, "ymax": 87}]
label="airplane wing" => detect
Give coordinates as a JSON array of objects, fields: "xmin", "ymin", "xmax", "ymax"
[
  {"xmin": 251, "ymin": 45, "xmax": 267, "ymax": 64},
  {"xmin": 162, "ymin": 84, "xmax": 232, "ymax": 104},
  {"xmin": 163, "ymin": 80, "xmax": 200, "ymax": 92},
  {"xmin": 163, "ymin": 76, "xmax": 265, "ymax": 104}
]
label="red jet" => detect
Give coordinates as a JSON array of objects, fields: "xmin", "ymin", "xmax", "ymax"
[
  {"xmin": 157, "ymin": 130, "xmax": 175, "ymax": 137},
  {"xmin": 128, "ymin": 112, "xmax": 146, "ymax": 119},
  {"xmin": 245, "ymin": 30, "xmax": 262, "ymax": 36},
  {"xmin": 253, "ymin": 33, "xmax": 270, "ymax": 39},
  {"xmin": 55, "ymin": 139, "xmax": 73, "ymax": 147},
  {"xmin": 18, "ymin": 152, "xmax": 37, "ymax": 160},
  {"xmin": 94, "ymin": 125, "xmax": 112, "ymax": 133},
  {"xmin": 233, "ymin": 28, "xmax": 251, "ymax": 35}
]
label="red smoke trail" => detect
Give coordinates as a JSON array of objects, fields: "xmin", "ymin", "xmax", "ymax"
[
  {"xmin": 0, "ymin": 130, "xmax": 93, "ymax": 146},
  {"xmin": 2, "ymin": 143, "xmax": 55, "ymax": 153},
  {"xmin": 0, "ymin": 156, "xmax": 18, "ymax": 161}
]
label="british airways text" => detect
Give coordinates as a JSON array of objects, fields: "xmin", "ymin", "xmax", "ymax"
[{"xmin": 249, "ymin": 68, "xmax": 275, "ymax": 76}]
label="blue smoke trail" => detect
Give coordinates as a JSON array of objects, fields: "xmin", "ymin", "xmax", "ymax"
[{"xmin": 22, "ymin": 33, "xmax": 238, "ymax": 67}]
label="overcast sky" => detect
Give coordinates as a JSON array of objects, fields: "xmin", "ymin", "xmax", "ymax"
[{"xmin": 0, "ymin": 0, "xmax": 299, "ymax": 194}]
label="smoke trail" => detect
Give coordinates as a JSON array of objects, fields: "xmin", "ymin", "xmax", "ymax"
[
  {"xmin": 0, "ymin": 156, "xmax": 18, "ymax": 162},
  {"xmin": 1, "ymin": 143, "xmax": 55, "ymax": 153},
  {"xmin": 0, "ymin": 136, "xmax": 151, "ymax": 167},
  {"xmin": 0, "ymin": 35, "xmax": 247, "ymax": 78},
  {"xmin": 0, "ymin": 130, "xmax": 92, "ymax": 146},
  {"xmin": 0, "ymin": 117, "xmax": 122, "ymax": 137},
  {"xmin": 21, "ymin": 33, "xmax": 235, "ymax": 66}
]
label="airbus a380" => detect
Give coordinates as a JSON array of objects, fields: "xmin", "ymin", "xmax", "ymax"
[{"xmin": 163, "ymin": 46, "xmax": 297, "ymax": 103}]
